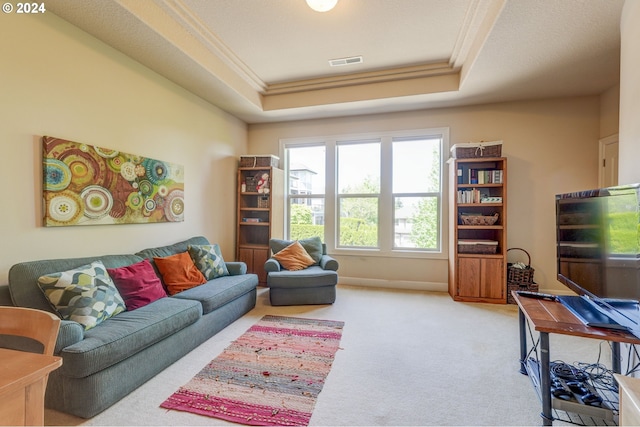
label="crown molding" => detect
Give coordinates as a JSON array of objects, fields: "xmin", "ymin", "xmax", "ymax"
[
  {"xmin": 111, "ymin": 0, "xmax": 504, "ymax": 113},
  {"xmin": 264, "ymin": 62, "xmax": 456, "ymax": 95}
]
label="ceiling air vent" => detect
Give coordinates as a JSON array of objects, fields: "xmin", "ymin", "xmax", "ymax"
[{"xmin": 329, "ymin": 56, "xmax": 363, "ymax": 67}]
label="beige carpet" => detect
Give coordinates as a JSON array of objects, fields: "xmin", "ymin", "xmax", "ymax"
[{"xmin": 45, "ymin": 285, "xmax": 614, "ymax": 426}]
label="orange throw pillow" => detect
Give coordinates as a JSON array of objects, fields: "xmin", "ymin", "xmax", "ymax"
[
  {"xmin": 153, "ymin": 252, "xmax": 206, "ymax": 295},
  {"xmin": 273, "ymin": 241, "xmax": 316, "ymax": 271}
]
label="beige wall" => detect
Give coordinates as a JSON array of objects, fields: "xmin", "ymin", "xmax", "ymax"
[
  {"xmin": 600, "ymin": 85, "xmax": 620, "ymax": 138},
  {"xmin": 249, "ymin": 97, "xmax": 601, "ymax": 293},
  {"xmin": 619, "ymin": 0, "xmax": 640, "ymax": 184},
  {"xmin": 0, "ymin": 14, "xmax": 247, "ymax": 285}
]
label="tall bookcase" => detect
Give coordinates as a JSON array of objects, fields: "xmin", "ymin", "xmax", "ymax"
[
  {"xmin": 236, "ymin": 167, "xmax": 284, "ymax": 285},
  {"xmin": 448, "ymin": 157, "xmax": 507, "ymax": 303}
]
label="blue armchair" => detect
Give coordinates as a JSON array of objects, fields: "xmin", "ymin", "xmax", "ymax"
[{"xmin": 264, "ymin": 237, "xmax": 339, "ymax": 306}]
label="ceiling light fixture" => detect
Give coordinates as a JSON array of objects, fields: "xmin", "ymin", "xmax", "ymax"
[{"xmin": 306, "ymin": 0, "xmax": 338, "ymax": 12}]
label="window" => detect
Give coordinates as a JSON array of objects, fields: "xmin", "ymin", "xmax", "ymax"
[
  {"xmin": 392, "ymin": 136, "xmax": 441, "ymax": 249},
  {"xmin": 286, "ymin": 144, "xmax": 325, "ymax": 240},
  {"xmin": 337, "ymin": 140, "xmax": 380, "ymax": 248},
  {"xmin": 282, "ymin": 128, "xmax": 447, "ymax": 256}
]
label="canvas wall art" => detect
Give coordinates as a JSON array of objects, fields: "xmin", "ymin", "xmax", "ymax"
[{"xmin": 43, "ymin": 136, "xmax": 184, "ymax": 226}]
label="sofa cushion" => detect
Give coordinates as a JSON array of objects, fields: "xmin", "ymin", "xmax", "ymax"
[
  {"xmin": 136, "ymin": 236, "xmax": 210, "ymax": 262},
  {"xmin": 187, "ymin": 244, "xmax": 230, "ymax": 279},
  {"xmin": 272, "ymin": 241, "xmax": 316, "ymax": 271},
  {"xmin": 267, "ymin": 266, "xmax": 338, "ymax": 288},
  {"xmin": 136, "ymin": 236, "xmax": 210, "ymax": 283},
  {"xmin": 171, "ymin": 274, "xmax": 258, "ymax": 314},
  {"xmin": 270, "ymin": 236, "xmax": 323, "ymax": 264},
  {"xmin": 37, "ymin": 260, "xmax": 126, "ymax": 330},
  {"xmin": 59, "ymin": 296, "xmax": 201, "ymax": 378},
  {"xmin": 107, "ymin": 259, "xmax": 167, "ymax": 310},
  {"xmin": 9, "ymin": 254, "xmax": 143, "ymax": 315},
  {"xmin": 154, "ymin": 252, "xmax": 206, "ymax": 295}
]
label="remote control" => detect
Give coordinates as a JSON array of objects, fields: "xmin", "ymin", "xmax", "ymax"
[{"xmin": 516, "ymin": 290, "xmax": 557, "ymax": 301}]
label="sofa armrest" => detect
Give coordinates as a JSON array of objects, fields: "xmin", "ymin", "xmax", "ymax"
[
  {"xmin": 264, "ymin": 258, "xmax": 281, "ymax": 272},
  {"xmin": 320, "ymin": 254, "xmax": 339, "ymax": 271},
  {"xmin": 54, "ymin": 320, "xmax": 85, "ymax": 354},
  {"xmin": 225, "ymin": 262, "xmax": 247, "ymax": 276}
]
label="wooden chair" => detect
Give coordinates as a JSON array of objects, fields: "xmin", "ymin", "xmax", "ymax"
[{"xmin": 0, "ymin": 306, "xmax": 60, "ymax": 356}]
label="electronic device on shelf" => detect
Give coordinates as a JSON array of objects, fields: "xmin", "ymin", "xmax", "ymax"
[
  {"xmin": 516, "ymin": 290, "xmax": 557, "ymax": 301},
  {"xmin": 555, "ymin": 183, "xmax": 640, "ymax": 338}
]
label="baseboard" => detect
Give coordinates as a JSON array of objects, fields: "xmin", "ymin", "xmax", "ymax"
[{"xmin": 338, "ymin": 276, "xmax": 447, "ymax": 292}]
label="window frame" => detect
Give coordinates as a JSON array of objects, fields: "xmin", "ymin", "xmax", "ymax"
[{"xmin": 280, "ymin": 128, "xmax": 449, "ymax": 260}]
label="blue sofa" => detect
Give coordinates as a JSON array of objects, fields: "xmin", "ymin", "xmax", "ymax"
[{"xmin": 1, "ymin": 236, "xmax": 258, "ymax": 418}]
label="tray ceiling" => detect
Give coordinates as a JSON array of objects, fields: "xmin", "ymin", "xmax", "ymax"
[{"xmin": 46, "ymin": 0, "xmax": 624, "ymax": 123}]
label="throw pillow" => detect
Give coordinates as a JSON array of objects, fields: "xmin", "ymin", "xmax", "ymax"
[
  {"xmin": 272, "ymin": 240, "xmax": 316, "ymax": 271},
  {"xmin": 271, "ymin": 236, "xmax": 323, "ymax": 264},
  {"xmin": 37, "ymin": 260, "xmax": 126, "ymax": 330},
  {"xmin": 187, "ymin": 244, "xmax": 229, "ymax": 280},
  {"xmin": 106, "ymin": 259, "xmax": 167, "ymax": 310},
  {"xmin": 153, "ymin": 251, "xmax": 206, "ymax": 295}
]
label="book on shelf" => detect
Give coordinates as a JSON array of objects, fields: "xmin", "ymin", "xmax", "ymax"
[
  {"xmin": 457, "ymin": 189, "xmax": 481, "ymax": 203},
  {"xmin": 457, "ymin": 189, "xmax": 500, "ymax": 204},
  {"xmin": 461, "ymin": 168, "xmax": 503, "ymax": 185}
]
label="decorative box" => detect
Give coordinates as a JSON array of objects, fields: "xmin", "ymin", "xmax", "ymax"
[
  {"xmin": 450, "ymin": 141, "xmax": 502, "ymax": 158},
  {"xmin": 240, "ymin": 155, "xmax": 279, "ymax": 168}
]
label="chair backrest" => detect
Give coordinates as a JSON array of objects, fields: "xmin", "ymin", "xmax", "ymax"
[{"xmin": 0, "ymin": 306, "xmax": 61, "ymax": 355}]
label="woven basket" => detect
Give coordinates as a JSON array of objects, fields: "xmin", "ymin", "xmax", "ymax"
[
  {"xmin": 458, "ymin": 241, "xmax": 498, "ymax": 254},
  {"xmin": 239, "ymin": 155, "xmax": 279, "ymax": 168},
  {"xmin": 257, "ymin": 196, "xmax": 269, "ymax": 208},
  {"xmin": 507, "ymin": 248, "xmax": 535, "ymax": 284},
  {"xmin": 460, "ymin": 213, "xmax": 499, "ymax": 226},
  {"xmin": 507, "ymin": 282, "xmax": 539, "ymax": 304},
  {"xmin": 451, "ymin": 141, "xmax": 502, "ymax": 158}
]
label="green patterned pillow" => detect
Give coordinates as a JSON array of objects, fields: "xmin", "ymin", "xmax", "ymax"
[
  {"xmin": 187, "ymin": 244, "xmax": 229, "ymax": 280},
  {"xmin": 37, "ymin": 260, "xmax": 126, "ymax": 330}
]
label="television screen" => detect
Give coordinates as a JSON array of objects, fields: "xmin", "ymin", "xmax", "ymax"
[
  {"xmin": 556, "ymin": 184, "xmax": 640, "ymax": 334},
  {"xmin": 556, "ymin": 183, "xmax": 640, "ymax": 301}
]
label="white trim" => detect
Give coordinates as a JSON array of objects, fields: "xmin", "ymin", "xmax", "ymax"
[
  {"xmin": 598, "ymin": 133, "xmax": 619, "ymax": 187},
  {"xmin": 280, "ymin": 128, "xmax": 450, "ymax": 258},
  {"xmin": 338, "ymin": 277, "xmax": 447, "ymax": 292}
]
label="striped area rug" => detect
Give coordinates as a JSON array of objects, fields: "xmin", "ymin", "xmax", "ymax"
[{"xmin": 160, "ymin": 315, "xmax": 345, "ymax": 426}]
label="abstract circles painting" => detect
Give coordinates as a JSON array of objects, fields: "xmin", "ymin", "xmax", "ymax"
[{"xmin": 43, "ymin": 136, "xmax": 184, "ymax": 226}]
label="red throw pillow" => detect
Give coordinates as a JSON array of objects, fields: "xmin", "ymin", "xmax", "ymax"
[
  {"xmin": 107, "ymin": 259, "xmax": 167, "ymax": 310},
  {"xmin": 153, "ymin": 252, "xmax": 207, "ymax": 295}
]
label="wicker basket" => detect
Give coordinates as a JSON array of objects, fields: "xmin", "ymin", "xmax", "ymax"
[
  {"xmin": 507, "ymin": 282, "xmax": 539, "ymax": 304},
  {"xmin": 451, "ymin": 141, "xmax": 502, "ymax": 158},
  {"xmin": 507, "ymin": 248, "xmax": 535, "ymax": 284},
  {"xmin": 257, "ymin": 196, "xmax": 270, "ymax": 208},
  {"xmin": 240, "ymin": 155, "xmax": 279, "ymax": 168},
  {"xmin": 458, "ymin": 240, "xmax": 498, "ymax": 254},
  {"xmin": 460, "ymin": 213, "xmax": 499, "ymax": 226}
]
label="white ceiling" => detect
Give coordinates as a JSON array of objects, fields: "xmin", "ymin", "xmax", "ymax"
[{"xmin": 46, "ymin": 0, "xmax": 624, "ymax": 124}]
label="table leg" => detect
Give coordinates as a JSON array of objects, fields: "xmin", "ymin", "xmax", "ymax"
[
  {"xmin": 519, "ymin": 307, "xmax": 528, "ymax": 374},
  {"xmin": 540, "ymin": 332, "xmax": 553, "ymax": 426},
  {"xmin": 612, "ymin": 341, "xmax": 621, "ymax": 374}
]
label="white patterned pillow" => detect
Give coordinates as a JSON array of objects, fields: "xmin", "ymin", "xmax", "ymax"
[
  {"xmin": 187, "ymin": 244, "xmax": 229, "ymax": 280},
  {"xmin": 37, "ymin": 260, "xmax": 126, "ymax": 330}
]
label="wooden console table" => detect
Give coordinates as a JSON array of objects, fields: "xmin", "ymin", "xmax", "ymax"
[
  {"xmin": 0, "ymin": 348, "xmax": 62, "ymax": 426},
  {"xmin": 514, "ymin": 292, "xmax": 640, "ymax": 426}
]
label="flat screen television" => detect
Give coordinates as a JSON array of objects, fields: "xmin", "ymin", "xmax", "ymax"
[{"xmin": 555, "ymin": 183, "xmax": 640, "ymax": 336}]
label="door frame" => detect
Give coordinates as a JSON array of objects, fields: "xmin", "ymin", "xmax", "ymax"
[{"xmin": 598, "ymin": 133, "xmax": 619, "ymax": 187}]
